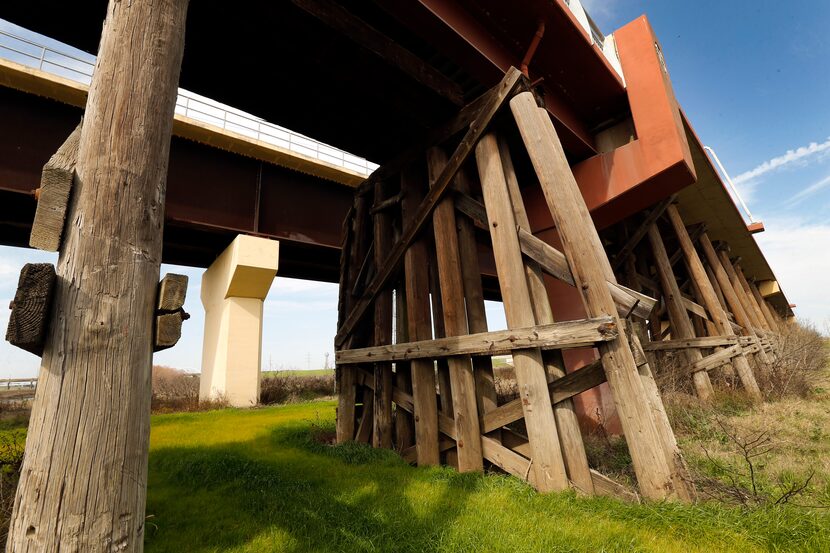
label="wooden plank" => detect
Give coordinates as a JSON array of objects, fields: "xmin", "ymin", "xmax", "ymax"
[
  {"xmin": 510, "ymin": 92, "xmax": 682, "ymax": 501},
  {"xmin": 400, "ymin": 165, "xmax": 440, "ymax": 465},
  {"xmin": 335, "ymin": 68, "xmax": 524, "ymax": 348},
  {"xmin": 642, "ymin": 336, "xmax": 738, "ymax": 351},
  {"xmin": 372, "ymin": 179, "xmax": 394, "ymax": 449},
  {"xmin": 647, "ymin": 224, "xmax": 714, "ymax": 401},
  {"xmin": 154, "ymin": 311, "xmax": 186, "ymax": 352},
  {"xmin": 5, "ymin": 263, "xmax": 56, "ymax": 356},
  {"xmin": 481, "ymin": 435, "xmax": 533, "ymax": 483},
  {"xmin": 611, "ymin": 195, "xmax": 676, "ymax": 271},
  {"xmin": 426, "ymin": 147, "xmax": 483, "ymax": 472},
  {"xmin": 476, "ymin": 131, "xmax": 569, "ymax": 492},
  {"xmin": 498, "ymin": 135, "xmax": 593, "ymax": 493},
  {"xmin": 691, "ymin": 344, "xmax": 743, "ymax": 373},
  {"xmin": 427, "ymin": 240, "xmax": 454, "ymax": 418},
  {"xmin": 393, "ymin": 283, "xmax": 415, "ymax": 451},
  {"xmin": 337, "ymin": 317, "xmax": 617, "ymax": 364},
  {"xmin": 482, "ymin": 359, "xmax": 605, "ymax": 433},
  {"xmin": 517, "ymin": 227, "xmax": 656, "ymax": 320},
  {"xmin": 29, "ymin": 122, "xmax": 82, "ymax": 252}
]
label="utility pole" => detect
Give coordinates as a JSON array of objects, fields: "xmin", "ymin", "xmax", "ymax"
[{"xmin": 7, "ymin": 1, "xmax": 189, "ymax": 550}]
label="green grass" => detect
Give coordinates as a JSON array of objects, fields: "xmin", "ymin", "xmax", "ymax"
[
  {"xmin": 145, "ymin": 402, "xmax": 830, "ymax": 552},
  {"xmin": 260, "ymin": 369, "xmax": 334, "ymax": 379}
]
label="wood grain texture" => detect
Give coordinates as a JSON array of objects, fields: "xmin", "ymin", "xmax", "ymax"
[
  {"xmin": 476, "ymin": 132, "xmax": 569, "ymax": 493},
  {"xmin": 7, "ymin": 1, "xmax": 189, "ymax": 549},
  {"xmin": 426, "ymin": 147, "xmax": 483, "ymax": 472},
  {"xmin": 510, "ymin": 92, "xmax": 682, "ymax": 501},
  {"xmin": 336, "ymin": 317, "xmax": 617, "ymax": 364},
  {"xmin": 29, "ymin": 122, "xmax": 82, "ymax": 252},
  {"xmin": 5, "ymin": 263, "xmax": 56, "ymax": 356},
  {"xmin": 372, "ymin": 180, "xmax": 394, "ymax": 449}
]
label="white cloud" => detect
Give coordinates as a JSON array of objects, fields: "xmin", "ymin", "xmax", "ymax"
[
  {"xmin": 785, "ymin": 173, "xmax": 830, "ymax": 207},
  {"xmin": 732, "ymin": 138, "xmax": 830, "ymax": 188},
  {"xmin": 754, "ymin": 217, "xmax": 830, "ymax": 326}
]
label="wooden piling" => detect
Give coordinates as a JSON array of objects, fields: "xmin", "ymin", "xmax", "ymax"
[{"xmin": 372, "ymin": 180, "xmax": 394, "ymax": 448}]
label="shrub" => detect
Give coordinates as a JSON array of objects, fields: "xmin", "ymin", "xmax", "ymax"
[
  {"xmin": 757, "ymin": 321, "xmax": 827, "ymax": 400},
  {"xmin": 260, "ymin": 374, "xmax": 335, "ymax": 405},
  {"xmin": 150, "ymin": 365, "xmax": 228, "ymax": 413}
]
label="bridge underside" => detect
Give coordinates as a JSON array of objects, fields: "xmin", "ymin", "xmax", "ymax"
[{"xmin": 0, "ymin": 86, "xmax": 352, "ymax": 281}]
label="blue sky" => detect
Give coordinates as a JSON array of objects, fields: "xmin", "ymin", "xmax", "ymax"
[{"xmin": 2, "ymin": 2, "xmax": 829, "ymax": 378}]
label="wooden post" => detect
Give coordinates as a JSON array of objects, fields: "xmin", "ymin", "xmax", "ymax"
[
  {"xmin": 749, "ymin": 279, "xmax": 780, "ymax": 332},
  {"xmin": 734, "ymin": 262, "xmax": 773, "ymax": 332},
  {"xmin": 497, "ymin": 136, "xmax": 593, "ymax": 493},
  {"xmin": 510, "ymin": 92, "xmax": 681, "ymax": 501},
  {"xmin": 427, "ymin": 255, "xmax": 454, "ymax": 418},
  {"xmin": 394, "ymin": 283, "xmax": 415, "ymax": 450},
  {"xmin": 647, "ymin": 224, "xmax": 714, "ymax": 401},
  {"xmin": 7, "ymin": 0, "xmax": 189, "ymax": 549},
  {"xmin": 372, "ymin": 180, "xmax": 394, "ymax": 448},
  {"xmin": 475, "ymin": 132, "xmax": 569, "ymax": 492},
  {"xmin": 401, "ymin": 165, "xmax": 440, "ymax": 465},
  {"xmin": 666, "ymin": 205, "xmax": 761, "ymax": 399},
  {"xmin": 453, "ymin": 167, "xmax": 499, "ymax": 419},
  {"xmin": 426, "ymin": 147, "xmax": 483, "ymax": 473}
]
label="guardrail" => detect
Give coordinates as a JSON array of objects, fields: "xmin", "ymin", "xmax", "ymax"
[
  {"xmin": 0, "ymin": 378, "xmax": 37, "ymax": 389},
  {"xmin": 0, "ymin": 25, "xmax": 378, "ymax": 177}
]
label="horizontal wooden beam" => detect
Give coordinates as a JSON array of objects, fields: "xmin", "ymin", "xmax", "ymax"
[
  {"xmin": 481, "ymin": 359, "xmax": 605, "ymax": 433},
  {"xmin": 642, "ymin": 335, "xmax": 738, "ymax": 351},
  {"xmin": 690, "ymin": 344, "xmax": 743, "ymax": 373},
  {"xmin": 336, "ymin": 316, "xmax": 617, "ymax": 364}
]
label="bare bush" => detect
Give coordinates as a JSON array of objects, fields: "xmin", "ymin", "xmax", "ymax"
[
  {"xmin": 757, "ymin": 321, "xmax": 827, "ymax": 400},
  {"xmin": 150, "ymin": 365, "xmax": 228, "ymax": 413},
  {"xmin": 260, "ymin": 374, "xmax": 334, "ymax": 405},
  {"xmin": 493, "ymin": 365, "xmax": 518, "ymax": 403}
]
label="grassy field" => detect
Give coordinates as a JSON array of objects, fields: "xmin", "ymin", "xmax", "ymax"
[{"xmin": 143, "ymin": 401, "xmax": 830, "ymax": 553}]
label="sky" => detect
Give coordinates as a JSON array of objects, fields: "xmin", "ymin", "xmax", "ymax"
[{"xmin": 1, "ymin": 2, "xmax": 829, "ymax": 378}]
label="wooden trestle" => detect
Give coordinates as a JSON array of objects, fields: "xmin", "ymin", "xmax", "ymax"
[{"xmin": 334, "ymin": 68, "xmax": 700, "ymax": 501}]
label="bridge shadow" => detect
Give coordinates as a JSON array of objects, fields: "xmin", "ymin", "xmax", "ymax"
[{"xmin": 144, "ymin": 421, "xmax": 485, "ymax": 553}]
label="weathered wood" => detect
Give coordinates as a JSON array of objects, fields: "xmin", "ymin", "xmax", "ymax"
[
  {"xmin": 642, "ymin": 336, "xmax": 738, "ymax": 351},
  {"xmin": 510, "ymin": 92, "xmax": 683, "ymax": 501},
  {"xmin": 481, "ymin": 435, "xmax": 533, "ymax": 483},
  {"xmin": 647, "ymin": 224, "xmax": 714, "ymax": 401},
  {"xmin": 719, "ymin": 249, "xmax": 767, "ymax": 336},
  {"xmin": 393, "ymin": 283, "xmax": 415, "ymax": 451},
  {"xmin": 154, "ymin": 311, "xmax": 187, "ymax": 352},
  {"xmin": 157, "ymin": 273, "xmax": 187, "ymax": 311},
  {"xmin": 498, "ymin": 135, "xmax": 593, "ymax": 493},
  {"xmin": 666, "ymin": 205, "xmax": 761, "ymax": 401},
  {"xmin": 426, "ymin": 147, "xmax": 483, "ymax": 472},
  {"xmin": 29, "ymin": 122, "xmax": 82, "ymax": 252},
  {"xmin": 372, "ymin": 180, "xmax": 394, "ymax": 449},
  {"xmin": 691, "ymin": 344, "xmax": 743, "ymax": 373},
  {"xmin": 452, "ymin": 166, "xmax": 499, "ymax": 421},
  {"xmin": 355, "ymin": 388, "xmax": 374, "ymax": 443},
  {"xmin": 749, "ymin": 279, "xmax": 780, "ymax": 332},
  {"xmin": 336, "ymin": 317, "xmax": 617, "ymax": 364},
  {"xmin": 611, "ymin": 195, "xmax": 676, "ymax": 271},
  {"xmin": 482, "ymin": 359, "xmax": 605, "ymax": 433},
  {"xmin": 517, "ymin": 227, "xmax": 656, "ymax": 320},
  {"xmin": 400, "ymin": 165, "xmax": 440, "ymax": 465},
  {"xmin": 335, "ymin": 68, "xmax": 524, "ymax": 348},
  {"xmin": 5, "ymin": 263, "xmax": 56, "ymax": 356},
  {"xmin": 734, "ymin": 262, "xmax": 773, "ymax": 333},
  {"xmin": 476, "ymin": 131, "xmax": 570, "ymax": 492},
  {"xmin": 7, "ymin": 1, "xmax": 189, "ymax": 549},
  {"xmin": 427, "ymin": 242, "xmax": 454, "ymax": 418}
]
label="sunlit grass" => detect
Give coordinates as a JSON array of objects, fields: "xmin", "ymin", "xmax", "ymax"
[{"xmin": 145, "ymin": 401, "xmax": 830, "ymax": 552}]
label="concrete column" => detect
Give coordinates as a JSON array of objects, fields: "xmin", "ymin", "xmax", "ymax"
[{"xmin": 200, "ymin": 235, "xmax": 279, "ymax": 407}]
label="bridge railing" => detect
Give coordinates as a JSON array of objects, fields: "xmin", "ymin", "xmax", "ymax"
[{"xmin": 0, "ymin": 25, "xmax": 378, "ymax": 177}]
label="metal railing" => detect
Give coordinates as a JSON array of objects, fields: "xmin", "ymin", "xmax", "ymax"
[{"xmin": 0, "ymin": 25, "xmax": 378, "ymax": 176}]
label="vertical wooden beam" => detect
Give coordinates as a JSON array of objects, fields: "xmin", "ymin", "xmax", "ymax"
[
  {"xmin": 749, "ymin": 279, "xmax": 780, "ymax": 332},
  {"xmin": 7, "ymin": 0, "xmax": 189, "ymax": 549},
  {"xmin": 394, "ymin": 285, "xmax": 415, "ymax": 450},
  {"xmin": 426, "ymin": 147, "xmax": 483, "ymax": 473},
  {"xmin": 427, "ymin": 255, "xmax": 454, "ymax": 418},
  {"xmin": 453, "ymin": 167, "xmax": 499, "ymax": 418},
  {"xmin": 475, "ymin": 132, "xmax": 569, "ymax": 492},
  {"xmin": 734, "ymin": 262, "xmax": 772, "ymax": 332},
  {"xmin": 647, "ymin": 224, "xmax": 714, "ymax": 401},
  {"xmin": 372, "ymin": 180, "xmax": 394, "ymax": 448},
  {"xmin": 497, "ymin": 136, "xmax": 593, "ymax": 494},
  {"xmin": 666, "ymin": 205, "xmax": 760, "ymax": 399},
  {"xmin": 401, "ymin": 165, "xmax": 440, "ymax": 465},
  {"xmin": 510, "ymin": 92, "xmax": 682, "ymax": 501}
]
